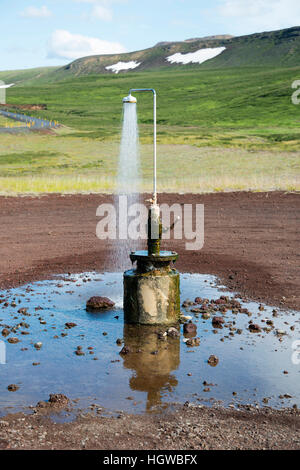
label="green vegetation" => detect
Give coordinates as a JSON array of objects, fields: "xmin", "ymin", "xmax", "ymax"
[
  {"xmin": 0, "ymin": 55, "xmax": 299, "ymax": 194},
  {"xmin": 0, "ymin": 115, "xmax": 24, "ymax": 127}
]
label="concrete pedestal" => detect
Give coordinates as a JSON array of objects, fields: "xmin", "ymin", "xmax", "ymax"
[{"xmin": 123, "ymin": 267, "xmax": 180, "ymax": 325}]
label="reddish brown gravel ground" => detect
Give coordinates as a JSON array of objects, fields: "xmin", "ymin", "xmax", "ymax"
[
  {"xmin": 0, "ymin": 191, "xmax": 299, "ymax": 309},
  {"xmin": 0, "ymin": 191, "xmax": 299, "ymax": 450}
]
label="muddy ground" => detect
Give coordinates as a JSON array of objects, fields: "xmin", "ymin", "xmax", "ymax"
[
  {"xmin": 0, "ymin": 191, "xmax": 299, "ymax": 450},
  {"xmin": 0, "ymin": 404, "xmax": 299, "ymax": 450},
  {"xmin": 0, "ymin": 191, "xmax": 299, "ymax": 310}
]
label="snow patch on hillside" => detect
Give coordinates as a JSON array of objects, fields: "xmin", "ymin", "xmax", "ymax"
[
  {"xmin": 106, "ymin": 61, "xmax": 141, "ymax": 74},
  {"xmin": 166, "ymin": 47, "xmax": 226, "ymax": 65}
]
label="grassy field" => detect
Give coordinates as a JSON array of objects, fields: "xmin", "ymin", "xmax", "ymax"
[{"xmin": 0, "ymin": 65, "xmax": 299, "ymax": 194}]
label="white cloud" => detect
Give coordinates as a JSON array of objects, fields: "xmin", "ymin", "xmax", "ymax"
[
  {"xmin": 72, "ymin": 0, "xmax": 116, "ymax": 21},
  {"xmin": 20, "ymin": 5, "xmax": 52, "ymax": 18},
  {"xmin": 48, "ymin": 30, "xmax": 126, "ymax": 60},
  {"xmin": 92, "ymin": 5, "xmax": 113, "ymax": 21},
  {"xmin": 218, "ymin": 0, "xmax": 300, "ymax": 33}
]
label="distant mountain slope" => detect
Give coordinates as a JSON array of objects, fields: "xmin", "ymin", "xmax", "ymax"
[
  {"xmin": 60, "ymin": 26, "xmax": 300, "ymax": 76},
  {"xmin": 0, "ymin": 66, "xmax": 59, "ymax": 85},
  {"xmin": 0, "ymin": 27, "xmax": 299, "ymax": 86}
]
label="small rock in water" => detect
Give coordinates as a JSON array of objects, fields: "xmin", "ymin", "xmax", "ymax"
[
  {"xmin": 65, "ymin": 322, "xmax": 77, "ymax": 329},
  {"xmin": 7, "ymin": 337, "xmax": 19, "ymax": 344},
  {"xmin": 183, "ymin": 321, "xmax": 197, "ymax": 334},
  {"xmin": 49, "ymin": 393, "xmax": 69, "ymax": 407},
  {"xmin": 167, "ymin": 327, "xmax": 180, "ymax": 338},
  {"xmin": 180, "ymin": 314, "xmax": 192, "ymax": 322},
  {"xmin": 207, "ymin": 355, "xmax": 219, "ymax": 367},
  {"xmin": 185, "ymin": 337, "xmax": 200, "ymax": 347},
  {"xmin": 249, "ymin": 324, "xmax": 261, "ymax": 333},
  {"xmin": 86, "ymin": 296, "xmax": 115, "ymax": 310},
  {"xmin": 202, "ymin": 313, "xmax": 211, "ymax": 320},
  {"xmin": 7, "ymin": 384, "xmax": 19, "ymax": 392},
  {"xmin": 276, "ymin": 329, "xmax": 286, "ymax": 336},
  {"xmin": 75, "ymin": 346, "xmax": 85, "ymax": 356},
  {"xmin": 212, "ymin": 316, "xmax": 225, "ymax": 328},
  {"xmin": 1, "ymin": 329, "xmax": 10, "ymax": 337},
  {"xmin": 119, "ymin": 346, "xmax": 131, "ymax": 355},
  {"xmin": 18, "ymin": 308, "xmax": 28, "ymax": 315},
  {"xmin": 37, "ymin": 394, "xmax": 70, "ymax": 409},
  {"xmin": 116, "ymin": 338, "xmax": 123, "ymax": 345},
  {"xmin": 182, "ymin": 299, "xmax": 194, "ymax": 308},
  {"xmin": 34, "ymin": 342, "xmax": 42, "ymax": 349}
]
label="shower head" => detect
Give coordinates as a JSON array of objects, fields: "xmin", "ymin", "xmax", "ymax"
[{"xmin": 123, "ymin": 94, "xmax": 137, "ymax": 104}]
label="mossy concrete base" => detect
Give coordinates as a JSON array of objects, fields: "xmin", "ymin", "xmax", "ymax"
[{"xmin": 124, "ymin": 268, "xmax": 180, "ymax": 325}]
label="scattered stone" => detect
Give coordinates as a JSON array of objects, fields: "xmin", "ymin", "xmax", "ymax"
[
  {"xmin": 180, "ymin": 314, "xmax": 192, "ymax": 321},
  {"xmin": 183, "ymin": 321, "xmax": 197, "ymax": 334},
  {"xmin": 212, "ymin": 316, "xmax": 225, "ymax": 328},
  {"xmin": 167, "ymin": 327, "xmax": 180, "ymax": 338},
  {"xmin": 276, "ymin": 329, "xmax": 286, "ymax": 336},
  {"xmin": 202, "ymin": 313, "xmax": 211, "ymax": 320},
  {"xmin": 1, "ymin": 328, "xmax": 10, "ymax": 337},
  {"xmin": 34, "ymin": 342, "xmax": 42, "ymax": 349},
  {"xmin": 249, "ymin": 324, "xmax": 262, "ymax": 333},
  {"xmin": 7, "ymin": 337, "xmax": 19, "ymax": 344},
  {"xmin": 86, "ymin": 296, "xmax": 115, "ymax": 310},
  {"xmin": 17, "ymin": 308, "xmax": 28, "ymax": 315},
  {"xmin": 208, "ymin": 355, "xmax": 219, "ymax": 367},
  {"xmin": 65, "ymin": 322, "xmax": 77, "ymax": 329},
  {"xmin": 119, "ymin": 346, "xmax": 131, "ymax": 355},
  {"xmin": 116, "ymin": 338, "xmax": 123, "ymax": 345},
  {"xmin": 75, "ymin": 346, "xmax": 85, "ymax": 356},
  {"xmin": 185, "ymin": 337, "xmax": 200, "ymax": 347},
  {"xmin": 7, "ymin": 384, "xmax": 19, "ymax": 392},
  {"xmin": 49, "ymin": 393, "xmax": 69, "ymax": 406},
  {"xmin": 37, "ymin": 394, "xmax": 70, "ymax": 409}
]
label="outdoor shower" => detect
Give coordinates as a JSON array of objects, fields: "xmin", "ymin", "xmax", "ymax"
[{"xmin": 122, "ymin": 88, "xmax": 180, "ymax": 325}]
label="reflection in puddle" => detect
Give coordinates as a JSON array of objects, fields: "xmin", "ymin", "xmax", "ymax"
[
  {"xmin": 122, "ymin": 325, "xmax": 180, "ymax": 411},
  {"xmin": 0, "ymin": 272, "xmax": 299, "ymax": 416}
]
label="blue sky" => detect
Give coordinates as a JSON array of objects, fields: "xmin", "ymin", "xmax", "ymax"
[{"xmin": 1, "ymin": 0, "xmax": 300, "ymax": 71}]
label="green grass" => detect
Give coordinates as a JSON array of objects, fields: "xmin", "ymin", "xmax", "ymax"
[
  {"xmin": 3, "ymin": 66, "xmax": 300, "ymax": 134},
  {"xmin": 0, "ymin": 65, "xmax": 299, "ymax": 194}
]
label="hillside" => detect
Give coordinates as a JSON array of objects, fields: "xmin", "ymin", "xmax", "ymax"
[
  {"xmin": 59, "ymin": 26, "xmax": 300, "ymax": 76},
  {"xmin": 0, "ymin": 26, "xmax": 300, "ymax": 87}
]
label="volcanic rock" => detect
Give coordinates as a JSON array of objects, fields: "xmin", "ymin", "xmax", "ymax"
[
  {"xmin": 183, "ymin": 321, "xmax": 197, "ymax": 334},
  {"xmin": 86, "ymin": 296, "xmax": 115, "ymax": 310}
]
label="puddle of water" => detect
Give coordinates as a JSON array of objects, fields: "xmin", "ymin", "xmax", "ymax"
[{"xmin": 0, "ymin": 272, "xmax": 299, "ymax": 417}]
